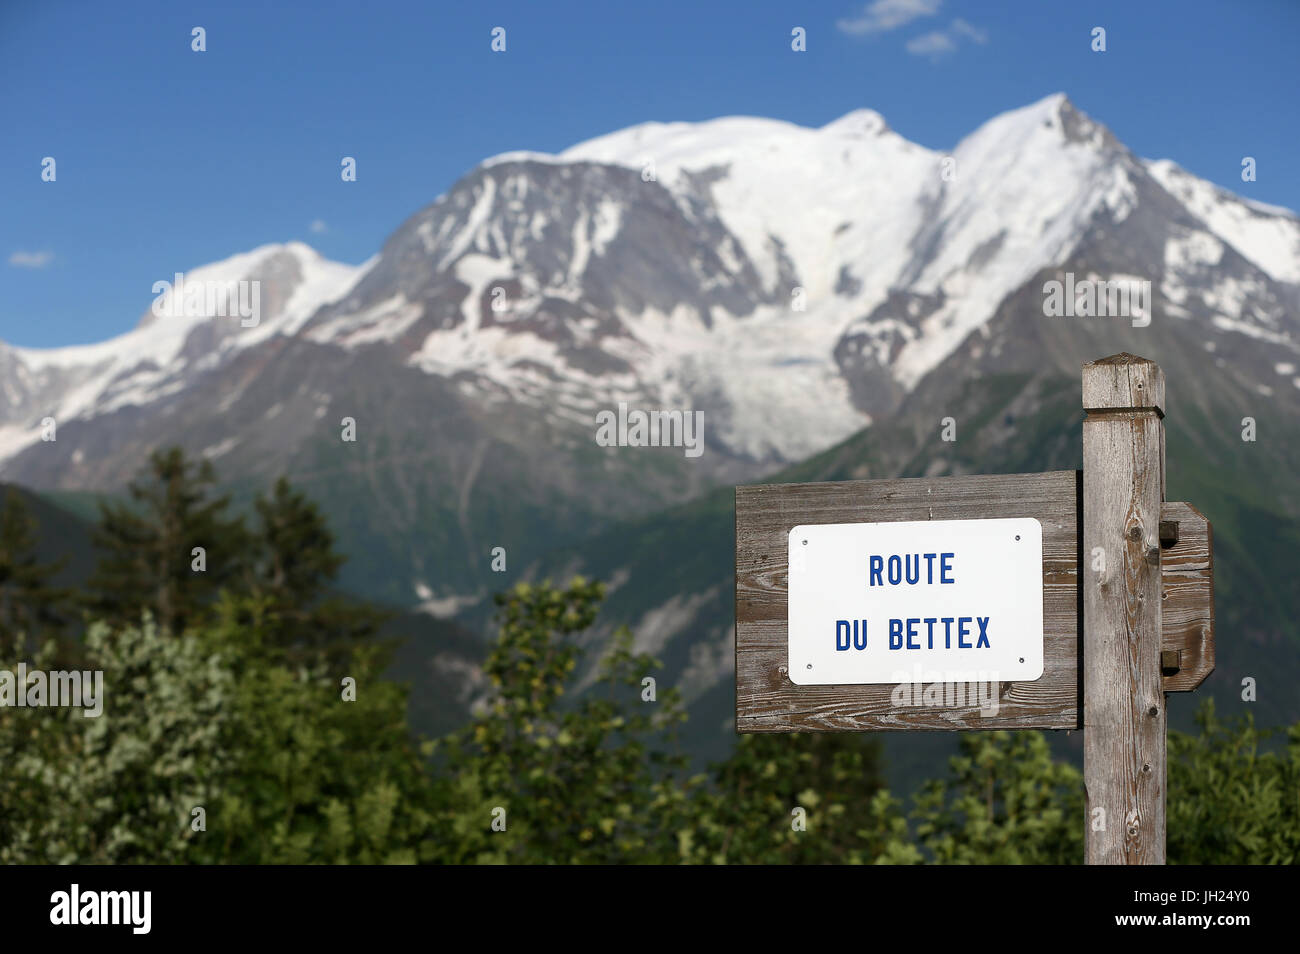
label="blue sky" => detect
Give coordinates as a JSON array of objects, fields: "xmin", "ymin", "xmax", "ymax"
[{"xmin": 2, "ymin": 0, "xmax": 1297, "ymax": 348}]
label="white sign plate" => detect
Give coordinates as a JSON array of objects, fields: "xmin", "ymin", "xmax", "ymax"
[{"xmin": 787, "ymin": 518, "xmax": 1044, "ymax": 685}]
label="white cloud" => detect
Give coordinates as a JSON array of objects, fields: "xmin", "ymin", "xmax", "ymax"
[
  {"xmin": 906, "ymin": 18, "xmax": 988, "ymax": 58},
  {"xmin": 905, "ymin": 31, "xmax": 956, "ymax": 56},
  {"xmin": 951, "ymin": 18, "xmax": 988, "ymax": 44},
  {"xmin": 837, "ymin": 0, "xmax": 941, "ymax": 36},
  {"xmin": 8, "ymin": 250, "xmax": 53, "ymax": 268},
  {"xmin": 309, "ymin": 219, "xmax": 329, "ymax": 234}
]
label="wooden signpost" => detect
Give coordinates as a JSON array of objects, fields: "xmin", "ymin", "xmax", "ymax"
[{"xmin": 734, "ymin": 353, "xmax": 1215, "ymax": 865}]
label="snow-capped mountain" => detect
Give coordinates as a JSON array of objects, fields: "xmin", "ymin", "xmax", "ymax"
[
  {"xmin": 0, "ymin": 242, "xmax": 364, "ymax": 463},
  {"xmin": 2, "ymin": 93, "xmax": 1297, "ymax": 605}
]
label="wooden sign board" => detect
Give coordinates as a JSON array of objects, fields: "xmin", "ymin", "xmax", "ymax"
[{"xmin": 735, "ymin": 470, "xmax": 1081, "ymax": 732}]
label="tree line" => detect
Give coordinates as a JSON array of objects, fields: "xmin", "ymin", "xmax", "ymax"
[{"xmin": 0, "ymin": 449, "xmax": 1295, "ymax": 863}]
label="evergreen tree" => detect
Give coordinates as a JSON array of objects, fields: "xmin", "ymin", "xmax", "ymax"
[
  {"xmin": 254, "ymin": 476, "xmax": 343, "ymax": 604},
  {"xmin": 0, "ymin": 487, "xmax": 71, "ymax": 659},
  {"xmin": 87, "ymin": 447, "xmax": 250, "ymax": 635},
  {"xmin": 249, "ymin": 475, "xmax": 387, "ymax": 667}
]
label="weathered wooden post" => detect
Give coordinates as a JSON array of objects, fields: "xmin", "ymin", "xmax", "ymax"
[{"xmin": 1082, "ymin": 353, "xmax": 1167, "ymax": 864}]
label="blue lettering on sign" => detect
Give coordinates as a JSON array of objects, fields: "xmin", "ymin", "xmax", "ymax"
[
  {"xmin": 868, "ymin": 616, "xmax": 993, "ymax": 650},
  {"xmin": 867, "ymin": 552, "xmax": 957, "ymax": 585},
  {"xmin": 836, "ymin": 620, "xmax": 868, "ymax": 651},
  {"xmin": 842, "ymin": 548, "xmax": 997, "ymax": 653},
  {"xmin": 839, "ymin": 616, "xmax": 994, "ymax": 651}
]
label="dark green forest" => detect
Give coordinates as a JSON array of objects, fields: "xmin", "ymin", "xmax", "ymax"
[{"xmin": 0, "ymin": 451, "xmax": 1295, "ymax": 864}]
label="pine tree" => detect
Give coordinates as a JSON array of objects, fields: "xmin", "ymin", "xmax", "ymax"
[
  {"xmin": 0, "ymin": 486, "xmax": 71, "ymax": 658},
  {"xmin": 249, "ymin": 475, "xmax": 385, "ymax": 667},
  {"xmin": 253, "ymin": 476, "xmax": 343, "ymax": 605},
  {"xmin": 87, "ymin": 447, "xmax": 250, "ymax": 635}
]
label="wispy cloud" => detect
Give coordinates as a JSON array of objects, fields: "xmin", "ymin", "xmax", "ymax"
[
  {"xmin": 309, "ymin": 219, "xmax": 329, "ymax": 235},
  {"xmin": 905, "ymin": 31, "xmax": 956, "ymax": 56},
  {"xmin": 837, "ymin": 0, "xmax": 941, "ymax": 36},
  {"xmin": 906, "ymin": 18, "xmax": 988, "ymax": 59},
  {"xmin": 8, "ymin": 250, "xmax": 54, "ymax": 269},
  {"xmin": 950, "ymin": 18, "xmax": 988, "ymax": 44}
]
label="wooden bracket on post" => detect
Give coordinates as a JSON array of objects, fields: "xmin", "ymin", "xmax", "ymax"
[
  {"xmin": 1159, "ymin": 501, "xmax": 1214, "ymax": 692},
  {"xmin": 1082, "ymin": 353, "xmax": 1167, "ymax": 865}
]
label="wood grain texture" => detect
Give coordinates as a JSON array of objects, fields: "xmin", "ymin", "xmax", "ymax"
[
  {"xmin": 735, "ymin": 470, "xmax": 1080, "ymax": 733},
  {"xmin": 1082, "ymin": 354, "xmax": 1166, "ymax": 866},
  {"xmin": 1159, "ymin": 501, "xmax": 1214, "ymax": 692},
  {"xmin": 1082, "ymin": 352, "xmax": 1166, "ymax": 417}
]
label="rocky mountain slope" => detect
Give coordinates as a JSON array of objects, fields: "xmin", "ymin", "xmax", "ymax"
[{"xmin": 2, "ymin": 92, "xmax": 1296, "ymax": 624}]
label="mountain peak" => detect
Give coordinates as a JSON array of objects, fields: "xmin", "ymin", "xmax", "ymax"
[
  {"xmin": 132, "ymin": 242, "xmax": 317, "ymax": 332},
  {"xmin": 820, "ymin": 108, "xmax": 890, "ymax": 138},
  {"xmin": 953, "ymin": 93, "xmax": 1121, "ymax": 166},
  {"xmin": 7, "ymin": 95, "xmax": 1295, "ymax": 502}
]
